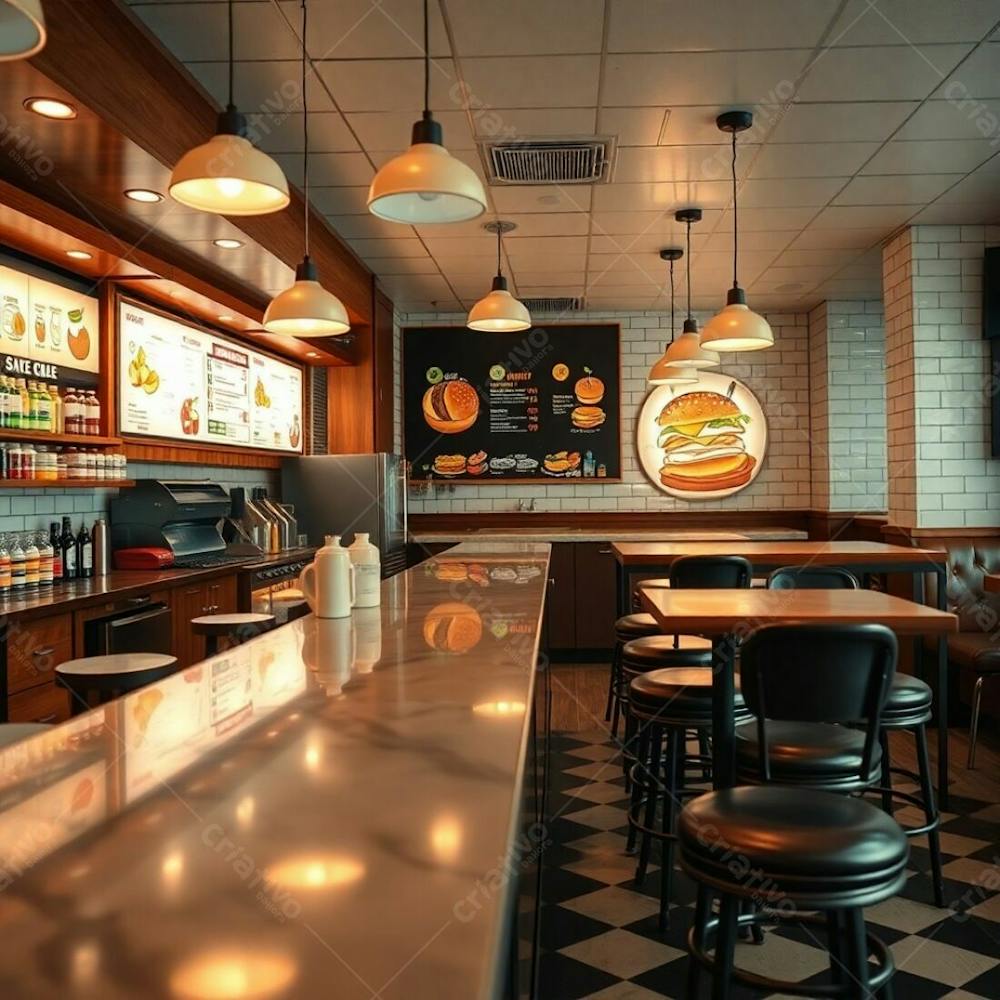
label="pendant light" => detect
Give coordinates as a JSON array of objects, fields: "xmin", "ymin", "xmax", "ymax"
[
  {"xmin": 661, "ymin": 215, "xmax": 719, "ymax": 370},
  {"xmin": 367, "ymin": 0, "xmax": 486, "ymax": 224},
  {"xmin": 263, "ymin": 0, "xmax": 349, "ymax": 337},
  {"xmin": 467, "ymin": 222, "xmax": 531, "ymax": 332},
  {"xmin": 648, "ymin": 238, "xmax": 697, "ymax": 386},
  {"xmin": 700, "ymin": 110, "xmax": 774, "ymax": 352},
  {"xmin": 169, "ymin": 0, "xmax": 289, "ymax": 215},
  {"xmin": 0, "ymin": 0, "xmax": 45, "ymax": 61}
]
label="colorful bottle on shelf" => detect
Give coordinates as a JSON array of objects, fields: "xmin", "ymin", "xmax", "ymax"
[
  {"xmin": 38, "ymin": 530, "xmax": 53, "ymax": 586},
  {"xmin": 9, "ymin": 533, "xmax": 24, "ymax": 590},
  {"xmin": 60, "ymin": 516, "xmax": 76, "ymax": 580},
  {"xmin": 86, "ymin": 391, "xmax": 100, "ymax": 435},
  {"xmin": 50, "ymin": 522, "xmax": 62, "ymax": 580},
  {"xmin": 0, "ymin": 534, "xmax": 10, "ymax": 594},
  {"xmin": 64, "ymin": 388, "xmax": 80, "ymax": 435},
  {"xmin": 76, "ymin": 521, "xmax": 93, "ymax": 578},
  {"xmin": 47, "ymin": 384, "xmax": 62, "ymax": 433},
  {"xmin": 8, "ymin": 378, "xmax": 22, "ymax": 430},
  {"xmin": 22, "ymin": 532, "xmax": 38, "ymax": 589}
]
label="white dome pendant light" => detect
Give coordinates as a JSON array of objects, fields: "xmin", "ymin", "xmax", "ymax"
[
  {"xmin": 663, "ymin": 210, "xmax": 719, "ymax": 370},
  {"xmin": 701, "ymin": 110, "xmax": 773, "ymax": 352},
  {"xmin": 467, "ymin": 221, "xmax": 531, "ymax": 332},
  {"xmin": 0, "ymin": 0, "xmax": 45, "ymax": 61},
  {"xmin": 263, "ymin": 0, "xmax": 349, "ymax": 337},
  {"xmin": 647, "ymin": 233, "xmax": 696, "ymax": 387},
  {"xmin": 169, "ymin": 0, "xmax": 289, "ymax": 215},
  {"xmin": 367, "ymin": 0, "xmax": 486, "ymax": 224}
]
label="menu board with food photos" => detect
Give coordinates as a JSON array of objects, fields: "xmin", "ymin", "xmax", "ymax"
[
  {"xmin": 403, "ymin": 324, "xmax": 620, "ymax": 482},
  {"xmin": 118, "ymin": 298, "xmax": 304, "ymax": 453}
]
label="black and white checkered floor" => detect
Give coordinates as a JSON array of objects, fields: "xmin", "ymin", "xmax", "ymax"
[{"xmin": 539, "ymin": 729, "xmax": 1000, "ymax": 999}]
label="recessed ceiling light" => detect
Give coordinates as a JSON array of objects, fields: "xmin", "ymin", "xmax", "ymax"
[
  {"xmin": 124, "ymin": 188, "xmax": 163, "ymax": 204},
  {"xmin": 306, "ymin": 351, "xmax": 319, "ymax": 358},
  {"xmin": 23, "ymin": 97, "xmax": 77, "ymax": 120},
  {"xmin": 65, "ymin": 249, "xmax": 92, "ymax": 261},
  {"xmin": 217, "ymin": 314, "xmax": 235, "ymax": 322},
  {"xmin": 213, "ymin": 238, "xmax": 244, "ymax": 250}
]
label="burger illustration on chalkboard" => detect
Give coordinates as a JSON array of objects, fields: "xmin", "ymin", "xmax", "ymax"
[
  {"xmin": 636, "ymin": 372, "xmax": 768, "ymax": 500},
  {"xmin": 422, "ymin": 378, "xmax": 479, "ymax": 434}
]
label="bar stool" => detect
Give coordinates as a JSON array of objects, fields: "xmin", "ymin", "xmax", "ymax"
[
  {"xmin": 681, "ymin": 623, "xmax": 904, "ymax": 999},
  {"xmin": 605, "ymin": 612, "xmax": 660, "ymax": 736},
  {"xmin": 766, "ymin": 564, "xmax": 945, "ymax": 908},
  {"xmin": 0, "ymin": 723, "xmax": 51, "ymax": 747},
  {"xmin": 191, "ymin": 612, "xmax": 276, "ymax": 656},
  {"xmin": 56, "ymin": 653, "xmax": 178, "ymax": 716},
  {"xmin": 627, "ymin": 663, "xmax": 751, "ymax": 930}
]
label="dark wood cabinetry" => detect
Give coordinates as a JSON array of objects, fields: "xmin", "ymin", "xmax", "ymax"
[
  {"xmin": 542, "ymin": 542, "xmax": 618, "ymax": 656},
  {"xmin": 544, "ymin": 544, "xmax": 577, "ymax": 651},
  {"xmin": 172, "ymin": 575, "xmax": 237, "ymax": 667}
]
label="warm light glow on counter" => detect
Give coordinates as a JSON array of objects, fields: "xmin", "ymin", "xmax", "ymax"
[
  {"xmin": 472, "ymin": 700, "xmax": 526, "ymax": 718},
  {"xmin": 429, "ymin": 815, "xmax": 463, "ymax": 862},
  {"xmin": 170, "ymin": 949, "xmax": 297, "ymax": 999},
  {"xmin": 265, "ymin": 853, "xmax": 365, "ymax": 891}
]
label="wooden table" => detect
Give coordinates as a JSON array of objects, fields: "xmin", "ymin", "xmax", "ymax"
[
  {"xmin": 638, "ymin": 587, "xmax": 958, "ymax": 799},
  {"xmin": 985, "ymin": 573, "xmax": 1000, "ymax": 594}
]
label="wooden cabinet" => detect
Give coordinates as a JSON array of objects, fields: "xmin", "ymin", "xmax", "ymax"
[
  {"xmin": 172, "ymin": 574, "xmax": 239, "ymax": 667},
  {"xmin": 544, "ymin": 544, "xmax": 577, "ymax": 651},
  {"xmin": 8, "ymin": 680, "xmax": 70, "ymax": 724},
  {"xmin": 7, "ymin": 613, "xmax": 73, "ymax": 694},
  {"xmin": 573, "ymin": 543, "xmax": 619, "ymax": 650}
]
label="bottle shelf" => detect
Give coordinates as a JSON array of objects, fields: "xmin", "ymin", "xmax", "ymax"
[
  {"xmin": 0, "ymin": 479, "xmax": 134, "ymax": 489},
  {"xmin": 0, "ymin": 429, "xmax": 121, "ymax": 447}
]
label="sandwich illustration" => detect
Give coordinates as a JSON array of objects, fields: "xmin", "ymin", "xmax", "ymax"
[
  {"xmin": 433, "ymin": 453, "xmax": 467, "ymax": 476},
  {"xmin": 571, "ymin": 405, "xmax": 605, "ymax": 429},
  {"xmin": 422, "ymin": 378, "xmax": 480, "ymax": 434},
  {"xmin": 656, "ymin": 389, "xmax": 755, "ymax": 492}
]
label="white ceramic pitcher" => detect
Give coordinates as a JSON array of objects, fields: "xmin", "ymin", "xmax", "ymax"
[{"xmin": 299, "ymin": 535, "xmax": 355, "ymax": 618}]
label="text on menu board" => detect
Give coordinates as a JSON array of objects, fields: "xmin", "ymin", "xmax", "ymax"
[
  {"xmin": 0, "ymin": 263, "xmax": 99, "ymax": 380},
  {"xmin": 403, "ymin": 324, "xmax": 621, "ymax": 481},
  {"xmin": 117, "ymin": 299, "xmax": 304, "ymax": 453}
]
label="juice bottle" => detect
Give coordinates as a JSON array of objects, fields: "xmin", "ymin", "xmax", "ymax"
[
  {"xmin": 36, "ymin": 382, "xmax": 51, "ymax": 432},
  {"xmin": 0, "ymin": 378, "xmax": 8, "ymax": 428},
  {"xmin": 47, "ymin": 384, "xmax": 61, "ymax": 433},
  {"xmin": 7, "ymin": 378, "xmax": 22, "ymax": 430},
  {"xmin": 16, "ymin": 379, "xmax": 30, "ymax": 431},
  {"xmin": 9, "ymin": 533, "xmax": 24, "ymax": 590},
  {"xmin": 0, "ymin": 534, "xmax": 11, "ymax": 594},
  {"xmin": 22, "ymin": 532, "xmax": 38, "ymax": 589},
  {"xmin": 38, "ymin": 530, "xmax": 53, "ymax": 586},
  {"xmin": 49, "ymin": 522, "xmax": 62, "ymax": 580}
]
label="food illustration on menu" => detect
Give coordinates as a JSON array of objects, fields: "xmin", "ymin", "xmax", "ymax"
[
  {"xmin": 405, "ymin": 325, "xmax": 620, "ymax": 481},
  {"xmin": 637, "ymin": 372, "xmax": 767, "ymax": 500},
  {"xmin": 118, "ymin": 301, "xmax": 303, "ymax": 453},
  {"xmin": 0, "ymin": 264, "xmax": 99, "ymax": 373}
]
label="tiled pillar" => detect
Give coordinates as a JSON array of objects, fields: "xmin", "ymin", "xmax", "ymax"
[
  {"xmin": 807, "ymin": 300, "xmax": 887, "ymax": 514},
  {"xmin": 882, "ymin": 225, "xmax": 1000, "ymax": 530}
]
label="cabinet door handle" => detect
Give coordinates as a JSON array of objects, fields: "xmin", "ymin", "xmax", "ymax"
[
  {"xmin": 598, "ymin": 548, "xmax": 612, "ymax": 555},
  {"xmin": 185, "ymin": 587, "xmax": 201, "ymax": 596},
  {"xmin": 36, "ymin": 713, "xmax": 58, "ymax": 724},
  {"xmin": 127, "ymin": 596, "xmax": 150, "ymax": 605},
  {"xmin": 548, "ymin": 578, "xmax": 555, "ymax": 588},
  {"xmin": 32, "ymin": 646, "xmax": 55, "ymax": 658}
]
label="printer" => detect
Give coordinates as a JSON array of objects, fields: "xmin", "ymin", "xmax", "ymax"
[{"xmin": 110, "ymin": 480, "xmax": 245, "ymax": 566}]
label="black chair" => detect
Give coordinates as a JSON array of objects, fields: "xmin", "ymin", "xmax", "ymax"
[
  {"xmin": 765, "ymin": 565, "xmax": 945, "ymax": 907},
  {"xmin": 669, "ymin": 554, "xmax": 753, "ymax": 590},
  {"xmin": 680, "ymin": 623, "xmax": 907, "ymax": 999}
]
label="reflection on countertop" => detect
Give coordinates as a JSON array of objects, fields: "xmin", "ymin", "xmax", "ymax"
[
  {"xmin": 0, "ymin": 541, "xmax": 551, "ymax": 999},
  {"xmin": 411, "ymin": 527, "xmax": 809, "ymax": 543}
]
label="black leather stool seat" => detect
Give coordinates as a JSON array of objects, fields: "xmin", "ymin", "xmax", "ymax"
[
  {"xmin": 679, "ymin": 787, "xmax": 909, "ymax": 908},
  {"xmin": 615, "ymin": 613, "xmax": 660, "ymax": 642},
  {"xmin": 735, "ymin": 721, "xmax": 883, "ymax": 792},
  {"xmin": 882, "ymin": 674, "xmax": 933, "ymax": 727},
  {"xmin": 622, "ymin": 635, "xmax": 713, "ymax": 670},
  {"xmin": 630, "ymin": 667, "xmax": 750, "ymax": 726}
]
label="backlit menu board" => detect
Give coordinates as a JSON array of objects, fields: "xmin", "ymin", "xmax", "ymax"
[
  {"xmin": 118, "ymin": 299, "xmax": 304, "ymax": 453},
  {"xmin": 403, "ymin": 324, "xmax": 620, "ymax": 481},
  {"xmin": 0, "ymin": 262, "xmax": 100, "ymax": 379}
]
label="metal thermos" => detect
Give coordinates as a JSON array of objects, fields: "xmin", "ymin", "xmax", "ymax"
[{"xmin": 92, "ymin": 518, "xmax": 111, "ymax": 577}]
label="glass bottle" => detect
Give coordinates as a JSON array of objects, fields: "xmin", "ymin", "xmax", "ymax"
[
  {"xmin": 21, "ymin": 444, "xmax": 35, "ymax": 480},
  {"xmin": 63, "ymin": 387, "xmax": 79, "ymax": 434},
  {"xmin": 76, "ymin": 521, "xmax": 93, "ymax": 579},
  {"xmin": 60, "ymin": 516, "xmax": 77, "ymax": 581},
  {"xmin": 9, "ymin": 532, "xmax": 24, "ymax": 590},
  {"xmin": 7, "ymin": 377, "xmax": 22, "ymax": 430},
  {"xmin": 37, "ymin": 529, "xmax": 53, "ymax": 586},
  {"xmin": 86, "ymin": 391, "xmax": 100, "ymax": 436},
  {"xmin": 0, "ymin": 377, "xmax": 9, "ymax": 428},
  {"xmin": 36, "ymin": 382, "xmax": 51, "ymax": 433},
  {"xmin": 0, "ymin": 534, "xmax": 11, "ymax": 594},
  {"xmin": 50, "ymin": 522, "xmax": 62, "ymax": 581},
  {"xmin": 16, "ymin": 379, "xmax": 30, "ymax": 431},
  {"xmin": 47, "ymin": 384, "xmax": 62, "ymax": 434},
  {"xmin": 22, "ymin": 531, "xmax": 39, "ymax": 590}
]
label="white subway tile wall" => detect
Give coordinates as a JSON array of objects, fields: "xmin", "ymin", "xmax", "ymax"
[
  {"xmin": 0, "ymin": 462, "xmax": 278, "ymax": 538},
  {"xmin": 883, "ymin": 224, "xmax": 1000, "ymax": 530},
  {"xmin": 394, "ymin": 309, "xmax": 813, "ymax": 514}
]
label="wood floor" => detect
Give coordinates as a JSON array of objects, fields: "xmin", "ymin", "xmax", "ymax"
[{"xmin": 551, "ymin": 662, "xmax": 1000, "ymax": 804}]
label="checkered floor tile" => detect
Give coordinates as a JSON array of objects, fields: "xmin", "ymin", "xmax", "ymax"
[{"xmin": 539, "ymin": 731, "xmax": 1000, "ymax": 999}]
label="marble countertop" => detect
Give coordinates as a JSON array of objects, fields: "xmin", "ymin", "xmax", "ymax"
[
  {"xmin": 412, "ymin": 527, "xmax": 809, "ymax": 543},
  {"xmin": 0, "ymin": 541, "xmax": 551, "ymax": 999}
]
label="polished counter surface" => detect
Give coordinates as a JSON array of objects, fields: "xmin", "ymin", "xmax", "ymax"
[
  {"xmin": 0, "ymin": 541, "xmax": 550, "ymax": 999},
  {"xmin": 412, "ymin": 527, "xmax": 808, "ymax": 543}
]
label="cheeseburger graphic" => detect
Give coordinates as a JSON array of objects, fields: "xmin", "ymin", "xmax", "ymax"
[
  {"xmin": 422, "ymin": 378, "xmax": 480, "ymax": 434},
  {"xmin": 657, "ymin": 387, "xmax": 755, "ymax": 491}
]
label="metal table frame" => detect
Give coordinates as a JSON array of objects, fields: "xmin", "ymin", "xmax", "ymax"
[{"xmin": 618, "ymin": 552, "xmax": 951, "ymax": 808}]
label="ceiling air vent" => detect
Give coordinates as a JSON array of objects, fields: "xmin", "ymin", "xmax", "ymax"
[
  {"xmin": 481, "ymin": 137, "xmax": 616, "ymax": 185},
  {"xmin": 521, "ymin": 296, "xmax": 585, "ymax": 313}
]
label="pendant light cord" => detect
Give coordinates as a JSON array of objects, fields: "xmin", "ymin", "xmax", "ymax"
[
  {"xmin": 686, "ymin": 217, "xmax": 693, "ymax": 323},
  {"xmin": 730, "ymin": 131, "xmax": 739, "ymax": 290},
  {"xmin": 669, "ymin": 259, "xmax": 675, "ymax": 342},
  {"xmin": 301, "ymin": 0, "xmax": 310, "ymax": 257},
  {"xmin": 423, "ymin": 0, "xmax": 430, "ymax": 115},
  {"xmin": 227, "ymin": 0, "xmax": 235, "ymax": 109},
  {"xmin": 496, "ymin": 226, "xmax": 503, "ymax": 278}
]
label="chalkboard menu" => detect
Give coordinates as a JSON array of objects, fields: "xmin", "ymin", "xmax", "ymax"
[{"xmin": 403, "ymin": 324, "xmax": 620, "ymax": 482}]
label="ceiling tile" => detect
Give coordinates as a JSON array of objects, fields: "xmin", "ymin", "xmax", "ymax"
[
  {"xmin": 825, "ymin": 0, "xmax": 1000, "ymax": 45},
  {"xmin": 364, "ymin": 256, "xmax": 441, "ymax": 276},
  {"xmin": 433, "ymin": 255, "xmax": 504, "ymax": 275},
  {"xmin": 587, "ymin": 266, "xmax": 664, "ymax": 288},
  {"xmin": 936, "ymin": 170, "xmax": 1000, "ymax": 209},
  {"xmin": 935, "ymin": 42, "xmax": 1000, "ymax": 99},
  {"xmin": 313, "ymin": 58, "xmax": 459, "ymax": 112},
  {"xmin": 749, "ymin": 142, "xmax": 880, "ymax": 178},
  {"xmin": 911, "ymin": 202, "xmax": 1000, "ymax": 224},
  {"xmin": 833, "ymin": 173, "xmax": 963, "ymax": 205},
  {"xmin": 607, "ymin": 0, "xmax": 841, "ymax": 51},
  {"xmin": 716, "ymin": 206, "xmax": 820, "ymax": 230},
  {"xmin": 787, "ymin": 227, "xmax": 887, "ymax": 250},
  {"xmin": 603, "ymin": 50, "xmax": 813, "ymax": 107},
  {"xmin": 448, "ymin": 0, "xmax": 604, "ymax": 55},
  {"xmin": 501, "ymin": 235, "xmax": 590, "ymax": 256},
  {"xmin": 472, "ymin": 107, "xmax": 598, "ymax": 140},
  {"xmin": 809, "ymin": 205, "xmax": 917, "ymax": 229},
  {"xmin": 767, "ymin": 101, "xmax": 920, "ymax": 142},
  {"xmin": 245, "ymin": 112, "xmax": 359, "ymax": 153},
  {"xmin": 345, "ymin": 110, "xmax": 473, "ymax": 150},
  {"xmin": 274, "ymin": 152, "xmax": 374, "ymax": 186},
  {"xmin": 460, "ymin": 55, "xmax": 601, "ymax": 108},
  {"xmin": 773, "ymin": 248, "xmax": 868, "ymax": 268},
  {"xmin": 794, "ymin": 44, "xmax": 973, "ymax": 102},
  {"xmin": 505, "ymin": 252, "xmax": 588, "ymax": 271},
  {"xmin": 614, "ymin": 144, "xmax": 755, "ymax": 183},
  {"xmin": 701, "ymin": 230, "xmax": 795, "ymax": 251},
  {"xmin": 738, "ymin": 177, "xmax": 847, "ymax": 207},
  {"xmin": 186, "ymin": 60, "xmax": 335, "ymax": 111},
  {"xmin": 592, "ymin": 181, "xmax": 731, "ymax": 212},
  {"xmin": 310, "ymin": 186, "xmax": 371, "ymax": 214},
  {"xmin": 895, "ymin": 98, "xmax": 1000, "ymax": 141},
  {"xmin": 589, "ymin": 211, "xmax": 717, "ymax": 237},
  {"xmin": 421, "ymin": 235, "xmax": 497, "ymax": 257},
  {"xmin": 491, "ymin": 186, "xmax": 592, "ymax": 213},
  {"xmin": 503, "ymin": 214, "xmax": 591, "ymax": 237},
  {"xmin": 327, "ymin": 214, "xmax": 412, "ymax": 239},
  {"xmin": 349, "ymin": 237, "xmax": 428, "ymax": 257},
  {"xmin": 512, "ymin": 271, "xmax": 587, "ymax": 286},
  {"xmin": 587, "ymin": 253, "xmax": 671, "ymax": 274},
  {"xmin": 598, "ymin": 108, "xmax": 672, "ymax": 147},
  {"xmin": 860, "ymin": 138, "xmax": 997, "ymax": 174}
]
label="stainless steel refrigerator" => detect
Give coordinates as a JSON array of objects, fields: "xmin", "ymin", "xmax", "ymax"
[{"xmin": 281, "ymin": 453, "xmax": 407, "ymax": 577}]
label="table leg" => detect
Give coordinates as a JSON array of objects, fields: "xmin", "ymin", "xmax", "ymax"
[
  {"xmin": 936, "ymin": 566, "xmax": 950, "ymax": 811},
  {"xmin": 913, "ymin": 570, "xmax": 925, "ymax": 684},
  {"xmin": 711, "ymin": 635, "xmax": 736, "ymax": 789},
  {"xmin": 617, "ymin": 562, "xmax": 628, "ymax": 619}
]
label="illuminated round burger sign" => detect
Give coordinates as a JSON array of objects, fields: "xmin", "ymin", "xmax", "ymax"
[{"xmin": 637, "ymin": 372, "xmax": 768, "ymax": 500}]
